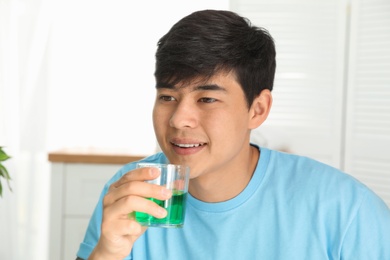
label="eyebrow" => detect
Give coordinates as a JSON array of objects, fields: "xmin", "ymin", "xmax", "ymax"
[
  {"xmin": 193, "ymin": 84, "xmax": 227, "ymax": 92},
  {"xmin": 156, "ymin": 82, "xmax": 227, "ymax": 93}
]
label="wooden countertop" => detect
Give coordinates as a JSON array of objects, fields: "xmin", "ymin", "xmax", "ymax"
[{"xmin": 48, "ymin": 147, "xmax": 147, "ymax": 164}]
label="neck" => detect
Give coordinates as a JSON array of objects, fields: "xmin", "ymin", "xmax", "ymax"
[{"xmin": 189, "ymin": 145, "xmax": 260, "ymax": 203}]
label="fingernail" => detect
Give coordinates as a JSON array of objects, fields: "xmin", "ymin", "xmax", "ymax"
[
  {"xmin": 149, "ymin": 168, "xmax": 159, "ymax": 177},
  {"xmin": 161, "ymin": 188, "xmax": 172, "ymax": 197},
  {"xmin": 157, "ymin": 207, "xmax": 167, "ymax": 218}
]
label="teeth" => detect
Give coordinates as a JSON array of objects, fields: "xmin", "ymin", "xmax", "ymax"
[{"xmin": 174, "ymin": 143, "xmax": 204, "ymax": 148}]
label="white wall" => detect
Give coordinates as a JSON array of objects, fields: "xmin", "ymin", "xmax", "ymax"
[
  {"xmin": 47, "ymin": 0, "xmax": 229, "ymax": 155},
  {"xmin": 0, "ymin": 1, "xmax": 229, "ymax": 259}
]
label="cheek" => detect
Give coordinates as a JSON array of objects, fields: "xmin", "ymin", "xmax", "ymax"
[
  {"xmin": 208, "ymin": 109, "xmax": 249, "ymax": 140},
  {"xmin": 153, "ymin": 105, "xmax": 174, "ymax": 142},
  {"xmin": 202, "ymin": 111, "xmax": 232, "ymax": 136}
]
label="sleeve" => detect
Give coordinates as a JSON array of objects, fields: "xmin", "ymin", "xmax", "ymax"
[{"xmin": 340, "ymin": 189, "xmax": 390, "ymax": 259}]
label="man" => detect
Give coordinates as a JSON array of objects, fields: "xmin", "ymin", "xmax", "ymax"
[{"xmin": 77, "ymin": 10, "xmax": 390, "ymax": 260}]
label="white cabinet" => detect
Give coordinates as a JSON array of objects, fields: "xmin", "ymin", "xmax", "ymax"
[
  {"xmin": 48, "ymin": 149, "xmax": 145, "ymax": 260},
  {"xmin": 63, "ymin": 218, "xmax": 90, "ymax": 260}
]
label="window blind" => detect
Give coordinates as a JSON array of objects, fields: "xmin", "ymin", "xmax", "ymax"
[
  {"xmin": 345, "ymin": 0, "xmax": 390, "ymax": 206},
  {"xmin": 231, "ymin": 0, "xmax": 347, "ymax": 168}
]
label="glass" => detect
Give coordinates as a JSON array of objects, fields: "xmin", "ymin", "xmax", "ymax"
[{"xmin": 135, "ymin": 163, "xmax": 190, "ymax": 228}]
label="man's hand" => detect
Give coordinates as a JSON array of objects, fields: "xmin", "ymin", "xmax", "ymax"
[{"xmin": 88, "ymin": 167, "xmax": 172, "ymax": 260}]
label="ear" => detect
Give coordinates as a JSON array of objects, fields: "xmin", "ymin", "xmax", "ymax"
[{"xmin": 248, "ymin": 89, "xmax": 272, "ymax": 129}]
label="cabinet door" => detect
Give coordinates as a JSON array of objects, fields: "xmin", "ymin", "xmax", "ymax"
[
  {"xmin": 63, "ymin": 163, "xmax": 122, "ymax": 259},
  {"xmin": 65, "ymin": 163, "xmax": 121, "ymax": 216},
  {"xmin": 64, "ymin": 218, "xmax": 90, "ymax": 260}
]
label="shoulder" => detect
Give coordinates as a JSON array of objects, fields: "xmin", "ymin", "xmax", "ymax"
[
  {"xmin": 266, "ymin": 148, "xmax": 364, "ymax": 185},
  {"xmin": 261, "ymin": 148, "xmax": 378, "ymax": 208},
  {"xmin": 262, "ymin": 148, "xmax": 390, "ymax": 239}
]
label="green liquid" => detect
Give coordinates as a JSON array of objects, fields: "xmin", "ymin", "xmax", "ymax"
[{"xmin": 135, "ymin": 191, "xmax": 187, "ymax": 227}]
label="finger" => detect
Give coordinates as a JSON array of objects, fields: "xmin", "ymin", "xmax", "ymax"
[
  {"xmin": 126, "ymin": 221, "xmax": 147, "ymax": 238},
  {"xmin": 101, "ymin": 217, "xmax": 143, "ymax": 238},
  {"xmin": 104, "ymin": 181, "xmax": 172, "ymax": 206},
  {"xmin": 105, "ymin": 195, "xmax": 168, "ymax": 220},
  {"xmin": 98, "ymin": 218, "xmax": 147, "ymax": 255},
  {"xmin": 111, "ymin": 167, "xmax": 160, "ymax": 190}
]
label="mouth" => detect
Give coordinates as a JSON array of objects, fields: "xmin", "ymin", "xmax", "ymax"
[
  {"xmin": 170, "ymin": 141, "xmax": 207, "ymax": 155},
  {"xmin": 171, "ymin": 142, "xmax": 207, "ymax": 148}
]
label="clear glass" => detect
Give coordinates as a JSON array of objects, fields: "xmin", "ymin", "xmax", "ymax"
[{"xmin": 135, "ymin": 163, "xmax": 190, "ymax": 228}]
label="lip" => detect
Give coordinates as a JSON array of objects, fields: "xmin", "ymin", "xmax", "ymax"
[{"xmin": 169, "ymin": 139, "xmax": 207, "ymax": 156}]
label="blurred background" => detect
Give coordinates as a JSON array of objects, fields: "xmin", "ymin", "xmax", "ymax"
[{"xmin": 0, "ymin": 0, "xmax": 389, "ymax": 259}]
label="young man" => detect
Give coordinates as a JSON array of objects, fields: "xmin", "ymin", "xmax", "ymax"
[{"xmin": 77, "ymin": 10, "xmax": 390, "ymax": 260}]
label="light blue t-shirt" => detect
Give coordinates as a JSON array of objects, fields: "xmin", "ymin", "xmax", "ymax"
[{"xmin": 77, "ymin": 146, "xmax": 390, "ymax": 259}]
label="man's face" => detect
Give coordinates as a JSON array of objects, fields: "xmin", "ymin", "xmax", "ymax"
[{"xmin": 152, "ymin": 71, "xmax": 254, "ymax": 179}]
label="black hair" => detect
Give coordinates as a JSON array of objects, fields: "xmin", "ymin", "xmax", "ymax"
[{"xmin": 154, "ymin": 9, "xmax": 276, "ymax": 108}]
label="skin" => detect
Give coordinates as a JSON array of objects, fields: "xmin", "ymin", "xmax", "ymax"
[
  {"xmin": 153, "ymin": 71, "xmax": 272, "ymax": 202},
  {"xmin": 89, "ymin": 71, "xmax": 272, "ymax": 259}
]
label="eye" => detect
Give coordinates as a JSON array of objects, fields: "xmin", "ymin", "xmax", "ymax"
[
  {"xmin": 159, "ymin": 95, "xmax": 176, "ymax": 102},
  {"xmin": 199, "ymin": 97, "xmax": 217, "ymax": 103}
]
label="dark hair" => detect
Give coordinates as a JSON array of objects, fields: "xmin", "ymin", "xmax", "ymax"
[{"xmin": 154, "ymin": 9, "xmax": 276, "ymax": 108}]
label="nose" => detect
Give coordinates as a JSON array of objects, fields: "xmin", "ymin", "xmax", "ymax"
[{"xmin": 169, "ymin": 100, "xmax": 197, "ymax": 129}]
